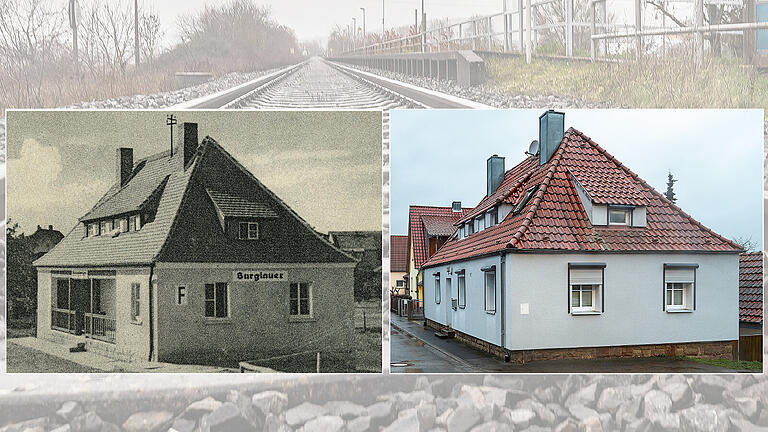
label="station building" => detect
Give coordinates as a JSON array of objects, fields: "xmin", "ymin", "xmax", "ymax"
[
  {"xmin": 34, "ymin": 122, "xmax": 358, "ymax": 369},
  {"xmin": 422, "ymin": 111, "xmax": 743, "ymax": 362}
]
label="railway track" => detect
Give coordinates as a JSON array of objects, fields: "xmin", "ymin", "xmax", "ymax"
[{"xmin": 172, "ymin": 56, "xmax": 491, "ymax": 110}]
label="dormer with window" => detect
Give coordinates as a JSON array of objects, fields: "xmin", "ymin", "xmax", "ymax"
[
  {"xmin": 206, "ymin": 188, "xmax": 278, "ymax": 240},
  {"xmin": 570, "ymin": 173, "xmax": 648, "ymax": 228}
]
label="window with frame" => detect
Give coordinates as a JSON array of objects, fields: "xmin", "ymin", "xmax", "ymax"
[
  {"xmin": 130, "ymin": 283, "xmax": 140, "ymax": 322},
  {"xmin": 290, "ymin": 282, "xmax": 312, "ymax": 317},
  {"xmin": 608, "ymin": 207, "xmax": 631, "ymax": 226},
  {"xmin": 489, "ymin": 208, "xmax": 498, "ymax": 226},
  {"xmin": 87, "ymin": 223, "xmax": 99, "ymax": 237},
  {"xmin": 457, "ymin": 272, "xmax": 466, "ymax": 308},
  {"xmin": 205, "ymin": 282, "xmax": 229, "ymax": 318},
  {"xmin": 100, "ymin": 220, "xmax": 110, "ymax": 235},
  {"xmin": 664, "ymin": 265, "xmax": 696, "ymax": 311},
  {"xmin": 484, "ymin": 269, "xmax": 496, "ymax": 313},
  {"xmin": 568, "ymin": 265, "xmax": 604, "ymax": 314},
  {"xmin": 434, "ymin": 275, "xmax": 441, "ymax": 304},
  {"xmin": 467, "ymin": 222, "xmax": 475, "ymax": 235},
  {"xmin": 395, "ymin": 280, "xmax": 404, "ymax": 287},
  {"xmin": 238, "ymin": 222, "xmax": 259, "ymax": 240},
  {"xmin": 129, "ymin": 214, "xmax": 141, "ymax": 232},
  {"xmin": 116, "ymin": 218, "xmax": 128, "ymax": 233},
  {"xmin": 476, "ymin": 216, "xmax": 484, "ymax": 232},
  {"xmin": 514, "ymin": 186, "xmax": 539, "ymax": 214}
]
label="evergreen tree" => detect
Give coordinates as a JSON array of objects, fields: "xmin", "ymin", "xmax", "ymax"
[{"xmin": 664, "ymin": 171, "xmax": 677, "ymax": 204}]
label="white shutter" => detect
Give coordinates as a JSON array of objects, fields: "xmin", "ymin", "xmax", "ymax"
[
  {"xmin": 665, "ymin": 268, "xmax": 695, "ymax": 283},
  {"xmin": 569, "ymin": 268, "xmax": 602, "ymax": 285}
]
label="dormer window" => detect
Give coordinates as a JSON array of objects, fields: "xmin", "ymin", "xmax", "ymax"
[
  {"xmin": 608, "ymin": 206, "xmax": 632, "ymax": 226},
  {"xmin": 238, "ymin": 222, "xmax": 259, "ymax": 240},
  {"xmin": 489, "ymin": 208, "xmax": 498, "ymax": 226},
  {"xmin": 100, "ymin": 220, "xmax": 110, "ymax": 235},
  {"xmin": 129, "ymin": 214, "xmax": 141, "ymax": 232},
  {"xmin": 87, "ymin": 223, "xmax": 99, "ymax": 237}
]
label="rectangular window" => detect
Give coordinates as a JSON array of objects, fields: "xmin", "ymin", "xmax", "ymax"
[
  {"xmin": 446, "ymin": 278, "xmax": 452, "ymax": 309},
  {"xmin": 177, "ymin": 286, "xmax": 187, "ymax": 305},
  {"xmin": 457, "ymin": 272, "xmax": 466, "ymax": 308},
  {"xmin": 205, "ymin": 282, "xmax": 228, "ymax": 318},
  {"xmin": 568, "ymin": 265, "xmax": 604, "ymax": 314},
  {"xmin": 468, "ymin": 223, "xmax": 475, "ymax": 235},
  {"xmin": 489, "ymin": 208, "xmax": 498, "ymax": 226},
  {"xmin": 435, "ymin": 275, "xmax": 441, "ymax": 304},
  {"xmin": 395, "ymin": 280, "xmax": 404, "ymax": 287},
  {"xmin": 116, "ymin": 218, "xmax": 128, "ymax": 233},
  {"xmin": 238, "ymin": 222, "xmax": 259, "ymax": 240},
  {"xmin": 129, "ymin": 214, "xmax": 141, "ymax": 232},
  {"xmin": 100, "ymin": 220, "xmax": 110, "ymax": 235},
  {"xmin": 88, "ymin": 223, "xmax": 99, "ymax": 237},
  {"xmin": 608, "ymin": 207, "xmax": 631, "ymax": 226},
  {"xmin": 130, "ymin": 283, "xmax": 140, "ymax": 321},
  {"xmin": 484, "ymin": 270, "xmax": 496, "ymax": 313},
  {"xmin": 664, "ymin": 265, "xmax": 696, "ymax": 311},
  {"xmin": 477, "ymin": 216, "xmax": 484, "ymax": 232},
  {"xmin": 290, "ymin": 282, "xmax": 312, "ymax": 317}
]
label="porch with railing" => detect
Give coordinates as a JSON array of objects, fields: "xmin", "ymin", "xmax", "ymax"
[
  {"xmin": 51, "ymin": 275, "xmax": 117, "ymax": 344},
  {"xmin": 51, "ymin": 308, "xmax": 116, "ymax": 344}
]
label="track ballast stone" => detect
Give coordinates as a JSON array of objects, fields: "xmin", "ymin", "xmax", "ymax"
[{"xmin": 1, "ymin": 375, "xmax": 766, "ymax": 431}]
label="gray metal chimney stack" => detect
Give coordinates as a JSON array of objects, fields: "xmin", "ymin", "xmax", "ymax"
[
  {"xmin": 487, "ymin": 154, "xmax": 505, "ymax": 196},
  {"xmin": 539, "ymin": 110, "xmax": 565, "ymax": 165},
  {"xmin": 116, "ymin": 147, "xmax": 133, "ymax": 187}
]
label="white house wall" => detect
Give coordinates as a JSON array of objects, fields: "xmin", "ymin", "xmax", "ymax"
[
  {"xmin": 424, "ymin": 254, "xmax": 503, "ymax": 346},
  {"xmin": 504, "ymin": 252, "xmax": 739, "ymax": 351}
]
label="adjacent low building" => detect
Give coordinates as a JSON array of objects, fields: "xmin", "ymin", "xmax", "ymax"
[
  {"xmin": 739, "ymin": 252, "xmax": 763, "ymax": 336},
  {"xmin": 390, "ymin": 235, "xmax": 408, "ymax": 295},
  {"xmin": 34, "ymin": 122, "xmax": 358, "ymax": 370},
  {"xmin": 421, "ymin": 111, "xmax": 743, "ymax": 362},
  {"xmin": 406, "ymin": 204, "xmax": 472, "ymax": 304},
  {"xmin": 328, "ymin": 231, "xmax": 382, "ymax": 300}
]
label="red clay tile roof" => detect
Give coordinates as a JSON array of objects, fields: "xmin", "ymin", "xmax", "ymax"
[
  {"xmin": 408, "ymin": 205, "xmax": 472, "ymax": 269},
  {"xmin": 422, "ymin": 215, "xmax": 459, "ymax": 237},
  {"xmin": 390, "ymin": 235, "xmax": 408, "ymax": 272},
  {"xmin": 424, "ymin": 128, "xmax": 743, "ymax": 268},
  {"xmin": 739, "ymin": 252, "xmax": 763, "ymax": 323}
]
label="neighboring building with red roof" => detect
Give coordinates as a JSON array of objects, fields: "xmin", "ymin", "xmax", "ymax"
[
  {"xmin": 421, "ymin": 111, "xmax": 744, "ymax": 362},
  {"xmin": 739, "ymin": 252, "xmax": 763, "ymax": 336},
  {"xmin": 34, "ymin": 122, "xmax": 357, "ymax": 370},
  {"xmin": 390, "ymin": 235, "xmax": 408, "ymax": 295},
  {"xmin": 406, "ymin": 204, "xmax": 472, "ymax": 303}
]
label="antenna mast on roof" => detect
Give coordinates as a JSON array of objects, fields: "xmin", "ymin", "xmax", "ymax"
[{"xmin": 166, "ymin": 114, "xmax": 177, "ymax": 156}]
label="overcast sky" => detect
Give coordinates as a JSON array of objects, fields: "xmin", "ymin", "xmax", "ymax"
[
  {"xmin": 390, "ymin": 109, "xmax": 764, "ymax": 250},
  {"xmin": 7, "ymin": 110, "xmax": 381, "ymax": 236}
]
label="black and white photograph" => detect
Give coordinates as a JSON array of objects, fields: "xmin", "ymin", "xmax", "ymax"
[{"xmin": 5, "ymin": 110, "xmax": 383, "ymax": 374}]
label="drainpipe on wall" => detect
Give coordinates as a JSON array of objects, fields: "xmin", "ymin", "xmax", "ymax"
[
  {"xmin": 499, "ymin": 252, "xmax": 507, "ymax": 360},
  {"xmin": 148, "ymin": 263, "xmax": 155, "ymax": 362}
]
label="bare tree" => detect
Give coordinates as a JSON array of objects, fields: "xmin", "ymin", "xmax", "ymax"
[
  {"xmin": 139, "ymin": 10, "xmax": 163, "ymax": 65},
  {"xmin": 732, "ymin": 235, "xmax": 757, "ymax": 253}
]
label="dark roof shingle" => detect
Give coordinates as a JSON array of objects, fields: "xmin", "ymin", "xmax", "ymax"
[
  {"xmin": 390, "ymin": 235, "xmax": 408, "ymax": 272},
  {"xmin": 739, "ymin": 252, "xmax": 763, "ymax": 323}
]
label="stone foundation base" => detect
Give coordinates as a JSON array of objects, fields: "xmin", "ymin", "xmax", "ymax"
[{"xmin": 425, "ymin": 318, "xmax": 738, "ymax": 363}]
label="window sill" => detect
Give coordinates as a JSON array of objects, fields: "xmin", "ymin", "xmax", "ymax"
[
  {"xmin": 485, "ymin": 310, "xmax": 496, "ymax": 315},
  {"xmin": 458, "ymin": 305, "xmax": 466, "ymax": 310},
  {"xmin": 571, "ymin": 310, "xmax": 601, "ymax": 316},
  {"xmin": 666, "ymin": 309, "xmax": 693, "ymax": 313},
  {"xmin": 288, "ymin": 316, "xmax": 316, "ymax": 323},
  {"xmin": 130, "ymin": 319, "xmax": 142, "ymax": 325},
  {"xmin": 204, "ymin": 318, "xmax": 232, "ymax": 325}
]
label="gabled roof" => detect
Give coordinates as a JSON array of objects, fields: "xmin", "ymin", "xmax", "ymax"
[
  {"xmin": 739, "ymin": 252, "xmax": 763, "ymax": 324},
  {"xmin": 424, "ymin": 128, "xmax": 743, "ymax": 268},
  {"xmin": 390, "ymin": 235, "xmax": 408, "ymax": 272},
  {"xmin": 35, "ymin": 137, "xmax": 355, "ymax": 267},
  {"xmin": 422, "ymin": 215, "xmax": 458, "ymax": 237},
  {"xmin": 328, "ymin": 231, "xmax": 381, "ymax": 251},
  {"xmin": 408, "ymin": 205, "xmax": 472, "ymax": 269}
]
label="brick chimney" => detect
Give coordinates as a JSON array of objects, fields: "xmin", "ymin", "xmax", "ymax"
[
  {"xmin": 116, "ymin": 148, "xmax": 133, "ymax": 187},
  {"xmin": 174, "ymin": 122, "xmax": 198, "ymax": 170}
]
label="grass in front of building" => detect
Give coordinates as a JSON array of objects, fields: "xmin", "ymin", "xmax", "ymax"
[
  {"xmin": 677, "ymin": 356, "xmax": 763, "ymax": 371},
  {"xmin": 484, "ymin": 55, "xmax": 768, "ymax": 111},
  {"xmin": 6, "ymin": 341, "xmax": 102, "ymax": 373},
  {"xmin": 354, "ymin": 300, "xmax": 383, "ymax": 372}
]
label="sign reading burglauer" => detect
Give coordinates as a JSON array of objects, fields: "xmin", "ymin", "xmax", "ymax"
[{"xmin": 233, "ymin": 270, "xmax": 287, "ymax": 282}]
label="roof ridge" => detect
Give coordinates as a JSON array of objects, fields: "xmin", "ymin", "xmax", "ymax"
[
  {"xmin": 507, "ymin": 130, "xmax": 571, "ymax": 249},
  {"xmin": 573, "ymin": 128, "xmax": 743, "ymax": 252}
]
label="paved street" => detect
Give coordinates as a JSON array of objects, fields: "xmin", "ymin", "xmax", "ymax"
[{"xmin": 390, "ymin": 315, "xmax": 739, "ymax": 373}]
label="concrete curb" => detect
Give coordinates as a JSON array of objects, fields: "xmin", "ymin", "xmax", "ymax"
[{"xmin": 390, "ymin": 319, "xmax": 478, "ymax": 371}]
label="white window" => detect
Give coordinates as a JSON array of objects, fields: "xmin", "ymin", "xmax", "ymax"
[
  {"xmin": 88, "ymin": 223, "xmax": 99, "ymax": 237},
  {"xmin": 434, "ymin": 275, "xmax": 441, "ymax": 304},
  {"xmin": 477, "ymin": 216, "xmax": 484, "ymax": 232},
  {"xmin": 484, "ymin": 269, "xmax": 496, "ymax": 313},
  {"xmin": 290, "ymin": 282, "xmax": 312, "ymax": 317},
  {"xmin": 489, "ymin": 208, "xmax": 498, "ymax": 226},
  {"xmin": 117, "ymin": 218, "xmax": 128, "ymax": 233},
  {"xmin": 457, "ymin": 272, "xmax": 466, "ymax": 308},
  {"xmin": 130, "ymin": 283, "xmax": 140, "ymax": 322},
  {"xmin": 177, "ymin": 286, "xmax": 187, "ymax": 305},
  {"xmin": 238, "ymin": 222, "xmax": 259, "ymax": 240},
  {"xmin": 569, "ymin": 266, "xmax": 603, "ymax": 313},
  {"xmin": 664, "ymin": 265, "xmax": 696, "ymax": 311},
  {"xmin": 129, "ymin": 214, "xmax": 141, "ymax": 232},
  {"xmin": 608, "ymin": 207, "xmax": 631, "ymax": 226},
  {"xmin": 205, "ymin": 282, "xmax": 229, "ymax": 318},
  {"xmin": 100, "ymin": 220, "xmax": 110, "ymax": 235}
]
